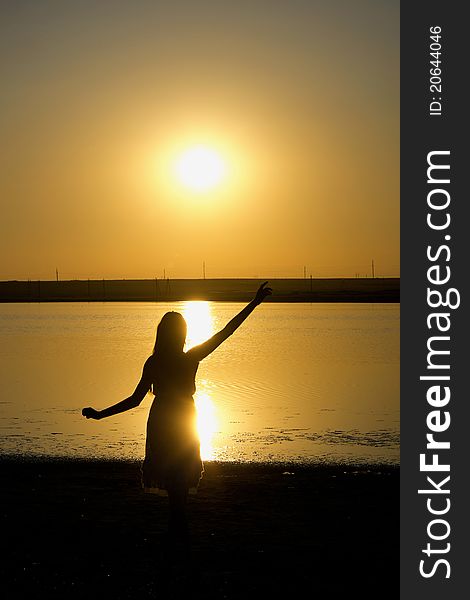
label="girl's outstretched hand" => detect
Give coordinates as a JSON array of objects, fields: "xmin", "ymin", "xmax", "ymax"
[
  {"xmin": 254, "ymin": 281, "xmax": 272, "ymax": 305},
  {"xmin": 82, "ymin": 407, "xmax": 101, "ymax": 420}
]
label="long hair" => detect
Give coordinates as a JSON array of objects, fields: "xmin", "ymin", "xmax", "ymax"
[{"xmin": 153, "ymin": 311, "xmax": 187, "ymax": 356}]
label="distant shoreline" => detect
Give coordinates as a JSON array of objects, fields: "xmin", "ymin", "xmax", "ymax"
[{"xmin": 0, "ymin": 277, "xmax": 399, "ymax": 303}]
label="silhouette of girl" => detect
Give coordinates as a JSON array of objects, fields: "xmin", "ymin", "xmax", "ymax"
[{"xmin": 82, "ymin": 282, "xmax": 272, "ymax": 539}]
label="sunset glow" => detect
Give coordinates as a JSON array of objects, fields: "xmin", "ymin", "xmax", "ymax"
[{"xmin": 1, "ymin": 1, "xmax": 399, "ymax": 280}]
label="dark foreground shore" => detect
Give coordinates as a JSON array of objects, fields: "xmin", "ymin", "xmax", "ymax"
[{"xmin": 0, "ymin": 458, "xmax": 399, "ymax": 599}]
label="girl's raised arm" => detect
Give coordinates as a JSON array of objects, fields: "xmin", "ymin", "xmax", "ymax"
[{"xmin": 187, "ymin": 282, "xmax": 272, "ymax": 362}]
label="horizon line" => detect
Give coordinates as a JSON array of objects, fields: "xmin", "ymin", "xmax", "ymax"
[{"xmin": 1, "ymin": 275, "xmax": 401, "ymax": 283}]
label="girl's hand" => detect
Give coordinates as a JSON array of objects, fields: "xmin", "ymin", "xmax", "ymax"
[
  {"xmin": 82, "ymin": 407, "xmax": 101, "ymax": 420},
  {"xmin": 254, "ymin": 281, "xmax": 272, "ymax": 305}
]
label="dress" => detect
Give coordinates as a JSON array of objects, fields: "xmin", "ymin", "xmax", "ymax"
[{"xmin": 141, "ymin": 352, "xmax": 204, "ymax": 495}]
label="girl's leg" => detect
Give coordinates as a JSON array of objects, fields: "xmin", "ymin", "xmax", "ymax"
[{"xmin": 167, "ymin": 485, "xmax": 189, "ymax": 542}]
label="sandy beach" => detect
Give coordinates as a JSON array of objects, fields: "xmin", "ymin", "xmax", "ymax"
[{"xmin": 1, "ymin": 457, "xmax": 398, "ymax": 599}]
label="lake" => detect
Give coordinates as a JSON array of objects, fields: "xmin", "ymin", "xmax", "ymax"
[{"xmin": 0, "ymin": 302, "xmax": 399, "ymax": 464}]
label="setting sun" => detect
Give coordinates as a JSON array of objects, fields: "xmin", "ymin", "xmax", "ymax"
[{"xmin": 174, "ymin": 146, "xmax": 226, "ymax": 192}]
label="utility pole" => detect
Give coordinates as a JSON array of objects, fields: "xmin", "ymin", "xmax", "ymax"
[
  {"xmin": 56, "ymin": 268, "xmax": 59, "ymax": 282},
  {"xmin": 371, "ymin": 259, "xmax": 375, "ymax": 279},
  {"xmin": 303, "ymin": 265, "xmax": 306, "ymax": 279},
  {"xmin": 203, "ymin": 261, "xmax": 206, "ymax": 280}
]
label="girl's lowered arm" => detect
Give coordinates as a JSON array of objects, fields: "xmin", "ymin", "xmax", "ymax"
[{"xmin": 82, "ymin": 357, "xmax": 154, "ymax": 420}]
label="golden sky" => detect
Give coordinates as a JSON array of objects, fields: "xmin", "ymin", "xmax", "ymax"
[{"xmin": 1, "ymin": 0, "xmax": 399, "ymax": 279}]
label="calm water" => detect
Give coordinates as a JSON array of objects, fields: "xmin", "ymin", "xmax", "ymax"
[{"xmin": 0, "ymin": 302, "xmax": 399, "ymax": 464}]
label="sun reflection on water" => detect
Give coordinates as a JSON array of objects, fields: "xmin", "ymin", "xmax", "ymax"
[
  {"xmin": 194, "ymin": 391, "xmax": 218, "ymax": 461},
  {"xmin": 181, "ymin": 301, "xmax": 218, "ymax": 460},
  {"xmin": 181, "ymin": 301, "xmax": 215, "ymax": 348}
]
